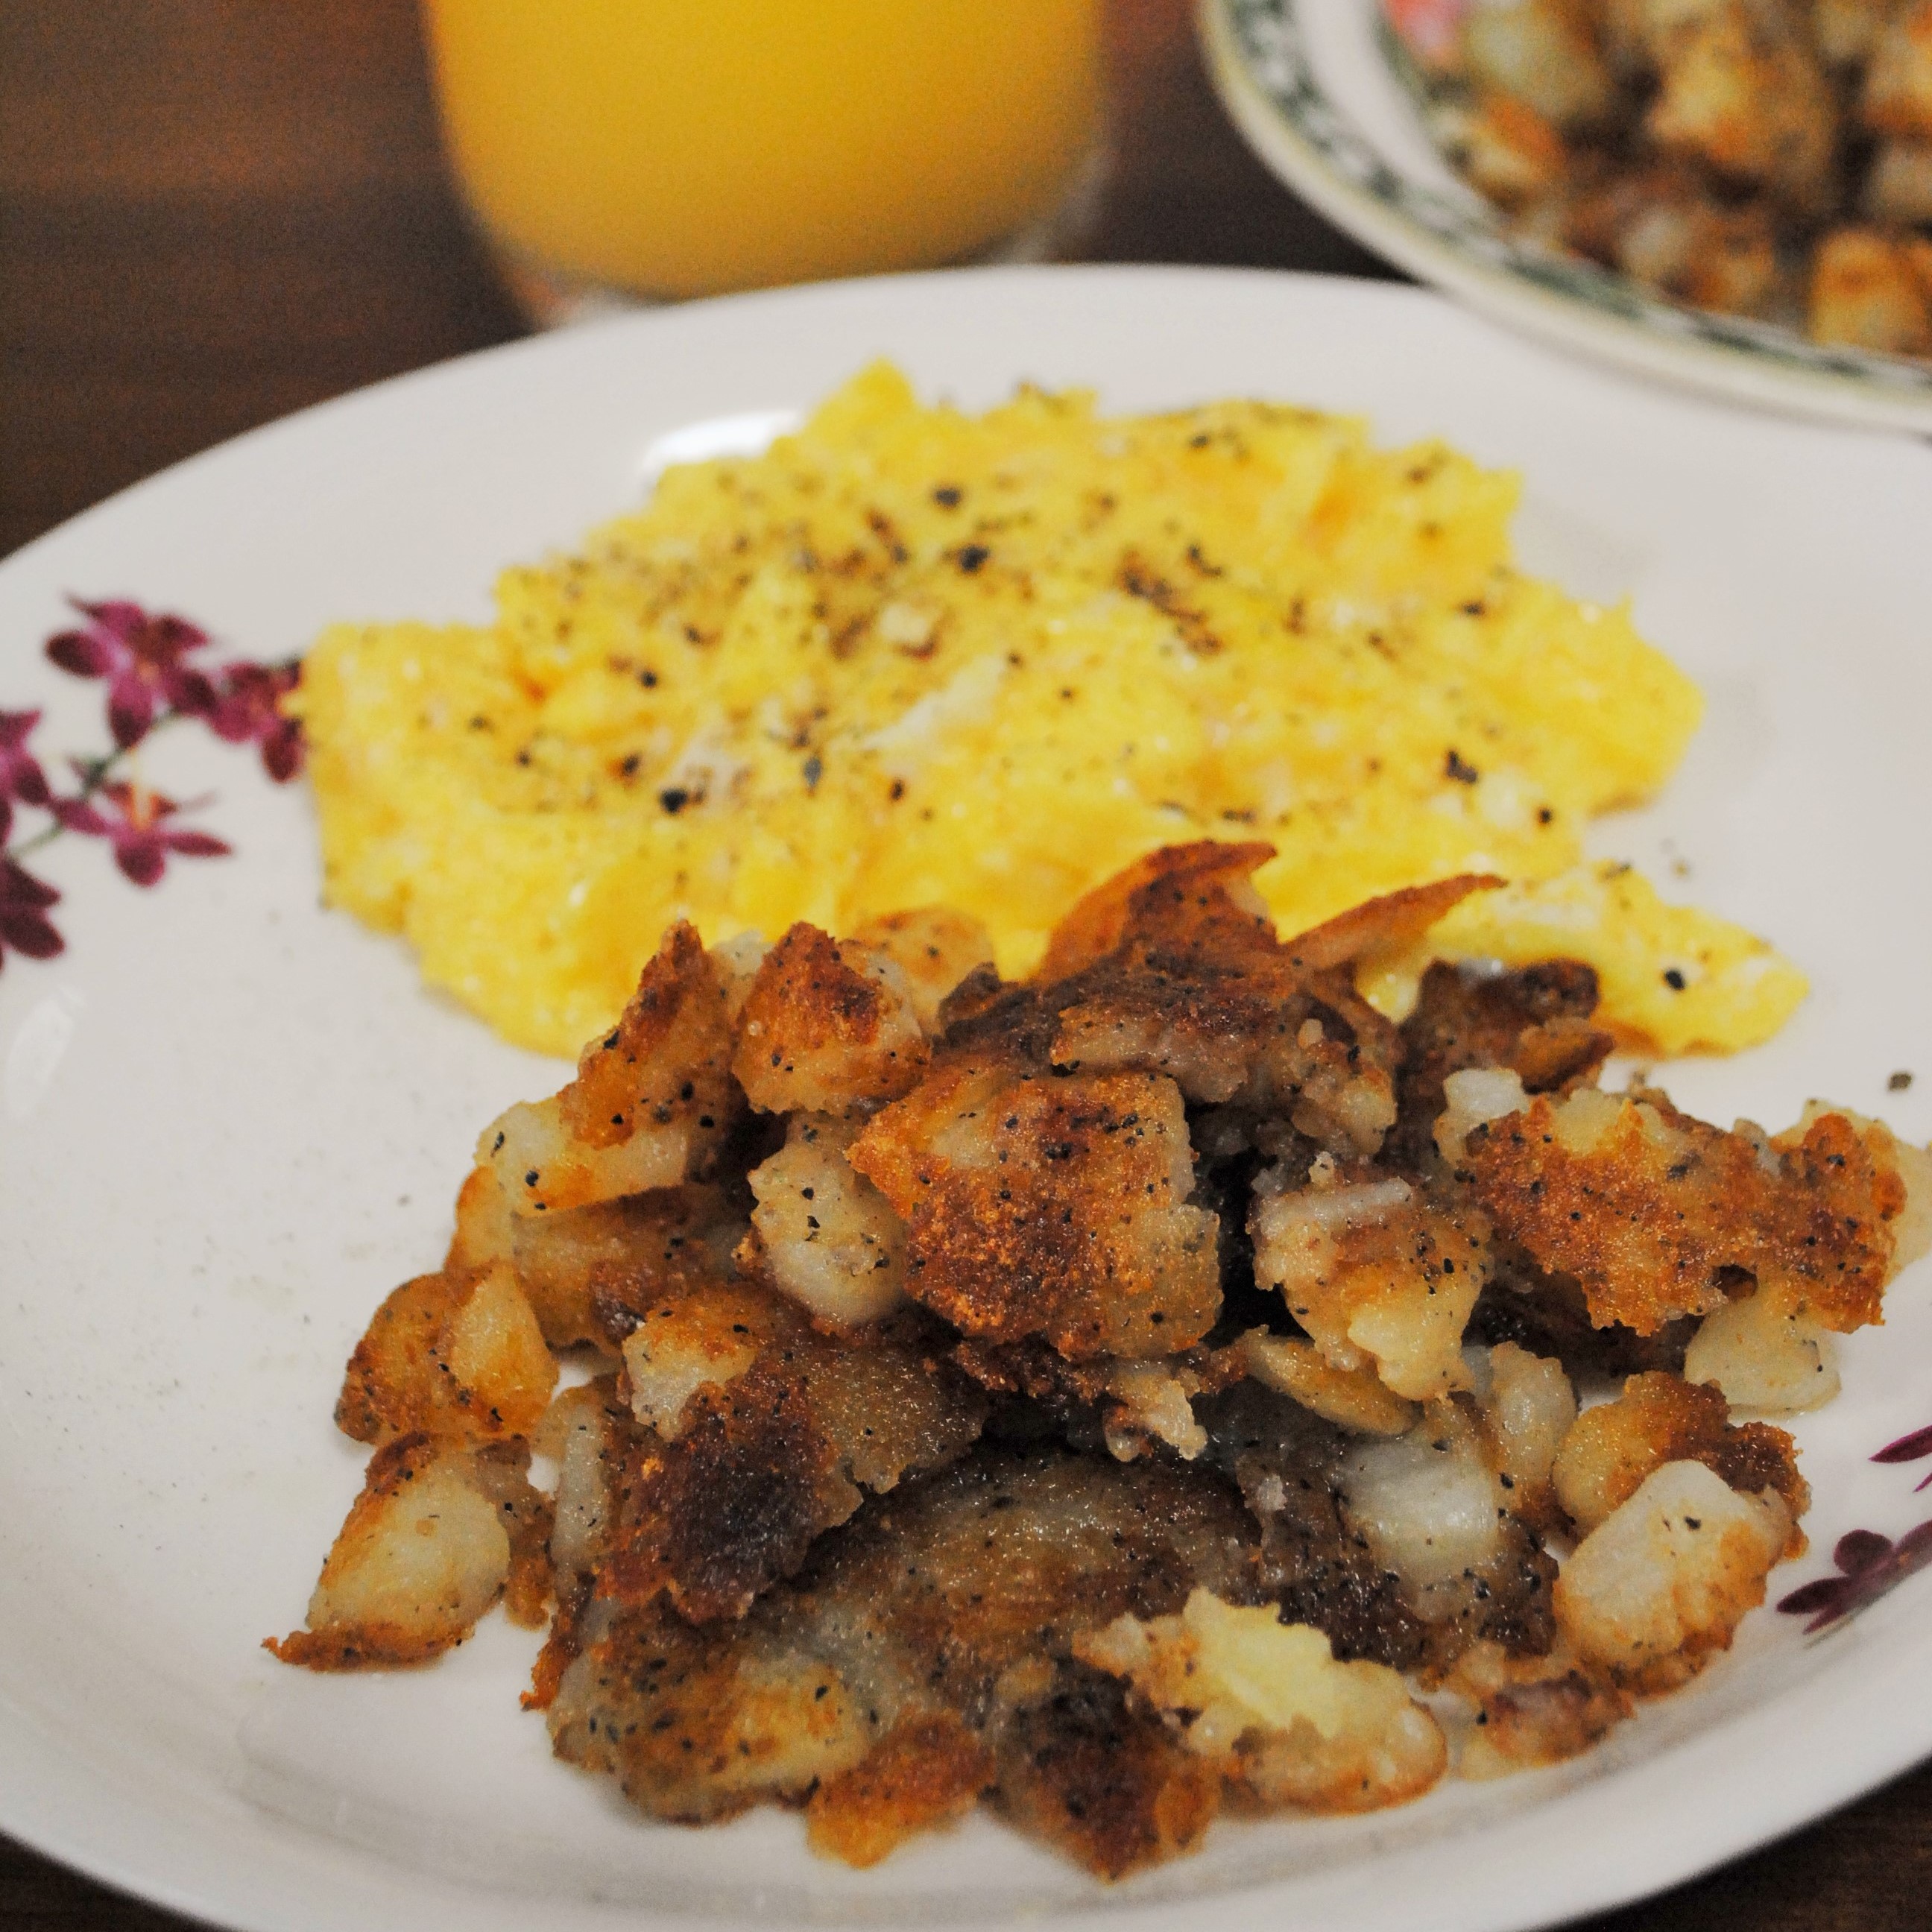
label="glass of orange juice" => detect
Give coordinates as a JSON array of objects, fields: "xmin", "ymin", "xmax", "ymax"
[{"xmin": 420, "ymin": 0, "xmax": 1105, "ymax": 318}]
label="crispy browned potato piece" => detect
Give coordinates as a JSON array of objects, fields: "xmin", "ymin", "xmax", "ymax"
[
  {"xmin": 335, "ymin": 1262, "xmax": 555, "ymax": 1447},
  {"xmin": 1551, "ymin": 1369, "xmax": 1808, "ymax": 1543},
  {"xmin": 268, "ymin": 1435, "xmax": 549, "ymax": 1669},
  {"xmin": 1553, "ymin": 1458, "xmax": 1794, "ymax": 1690},
  {"xmin": 1281, "ymin": 874, "xmax": 1504, "ymax": 975},
  {"xmin": 745, "ymin": 1114, "xmax": 909, "ymax": 1331},
  {"xmin": 1808, "ymin": 227, "xmax": 1932, "ymax": 354},
  {"xmin": 549, "ymin": 1448, "xmax": 1256, "ymax": 1876},
  {"xmin": 1389, "ymin": 959, "xmax": 1613, "ymax": 1171},
  {"xmin": 1249, "ymin": 1161, "xmax": 1491, "ymax": 1401},
  {"xmin": 850, "ymin": 1059, "xmax": 1219, "ymax": 1359},
  {"xmin": 1336, "ymin": 1397, "xmax": 1560, "ymax": 1664},
  {"xmin": 1863, "ymin": 0, "xmax": 1932, "ymax": 138},
  {"xmin": 1453, "ymin": 92, "xmax": 1573, "ymax": 209},
  {"xmin": 1465, "ymin": 1090, "xmax": 1907, "ymax": 1336},
  {"xmin": 599, "ymin": 1275, "xmax": 986, "ymax": 1620},
  {"xmin": 1562, "ymin": 161, "xmax": 1790, "ymax": 321},
  {"xmin": 1076, "ymin": 1591, "xmax": 1448, "ymax": 1813},
  {"xmin": 1040, "ymin": 848, "xmax": 1481, "ymax": 1155},
  {"xmin": 1644, "ymin": 0, "xmax": 1839, "ymax": 210},
  {"xmin": 732, "ymin": 922, "xmax": 928, "ymax": 1116},
  {"xmin": 1033, "ymin": 839, "xmax": 1279, "ymax": 985},
  {"xmin": 806, "ymin": 1715, "xmax": 994, "ymax": 1868},
  {"xmin": 1461, "ymin": 0, "xmax": 1617, "ymax": 128},
  {"xmin": 479, "ymin": 922, "xmax": 742, "ymax": 1216},
  {"xmin": 448, "ymin": 1168, "xmax": 742, "ymax": 1352}
]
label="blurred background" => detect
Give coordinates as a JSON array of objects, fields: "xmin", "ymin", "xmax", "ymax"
[
  {"xmin": 0, "ymin": 0, "xmax": 1395, "ymax": 562},
  {"xmin": 0, "ymin": 3, "xmax": 1925, "ymax": 1928}
]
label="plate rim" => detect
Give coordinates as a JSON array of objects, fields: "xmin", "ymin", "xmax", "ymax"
[{"xmin": 1, "ymin": 259, "xmax": 1929, "ymax": 1932}]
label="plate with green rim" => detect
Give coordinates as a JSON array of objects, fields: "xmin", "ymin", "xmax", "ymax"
[{"xmin": 1200, "ymin": 0, "xmax": 1932, "ymax": 434}]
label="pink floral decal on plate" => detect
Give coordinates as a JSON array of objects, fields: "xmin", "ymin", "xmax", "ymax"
[
  {"xmin": 1778, "ymin": 1423, "xmax": 1932, "ymax": 1633},
  {"xmin": 0, "ymin": 598, "xmax": 303, "ymax": 971}
]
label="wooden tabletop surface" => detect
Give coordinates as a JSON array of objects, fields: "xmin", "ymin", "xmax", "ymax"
[{"xmin": 1, "ymin": 2, "xmax": 1926, "ymax": 1928}]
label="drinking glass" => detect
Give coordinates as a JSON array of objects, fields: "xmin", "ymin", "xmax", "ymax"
[{"xmin": 420, "ymin": 0, "xmax": 1106, "ymax": 321}]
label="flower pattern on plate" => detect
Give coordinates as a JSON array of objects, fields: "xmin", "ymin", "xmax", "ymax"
[{"xmin": 0, "ymin": 599, "xmax": 303, "ymax": 970}]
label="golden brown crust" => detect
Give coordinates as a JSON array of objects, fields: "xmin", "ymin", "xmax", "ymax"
[
  {"xmin": 597, "ymin": 1272, "xmax": 985, "ymax": 1620},
  {"xmin": 806, "ymin": 1715, "xmax": 995, "ymax": 1867},
  {"xmin": 994, "ymin": 1667, "xmax": 1222, "ymax": 1880},
  {"xmin": 733, "ymin": 922, "xmax": 928, "ymax": 1114},
  {"xmin": 850, "ymin": 1064, "xmax": 1220, "ymax": 1359},
  {"xmin": 268, "ymin": 1433, "xmax": 545, "ymax": 1670},
  {"xmin": 1031, "ymin": 842, "xmax": 1409, "ymax": 1147},
  {"xmin": 283, "ymin": 844, "xmax": 1895, "ymax": 1871},
  {"xmin": 1389, "ymin": 959, "xmax": 1611, "ymax": 1169},
  {"xmin": 514, "ymin": 1184, "xmax": 739, "ymax": 1351},
  {"xmin": 1554, "ymin": 1371, "xmax": 1809, "ymax": 1545},
  {"xmin": 1032, "ymin": 839, "xmax": 1280, "ymax": 985},
  {"xmin": 549, "ymin": 1447, "xmax": 1260, "ymax": 1874},
  {"xmin": 262, "ymin": 1621, "xmax": 458, "ymax": 1671},
  {"xmin": 1466, "ymin": 1093, "xmax": 1897, "ymax": 1336},
  {"xmin": 562, "ymin": 921, "xmax": 741, "ymax": 1156},
  {"xmin": 335, "ymin": 1266, "xmax": 553, "ymax": 1447}
]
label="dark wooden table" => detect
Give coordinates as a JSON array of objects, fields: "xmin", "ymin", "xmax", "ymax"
[{"xmin": 1, "ymin": 3, "xmax": 1925, "ymax": 1928}]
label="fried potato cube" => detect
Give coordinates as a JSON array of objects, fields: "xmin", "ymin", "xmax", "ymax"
[
  {"xmin": 1468, "ymin": 1341, "xmax": 1579, "ymax": 1515},
  {"xmin": 1339, "ymin": 1406, "xmax": 1509, "ymax": 1603},
  {"xmin": 1099, "ymin": 1359, "xmax": 1212, "ymax": 1461},
  {"xmin": 848, "ymin": 906, "xmax": 994, "ymax": 1034},
  {"xmin": 1863, "ymin": 0, "xmax": 1932, "ymax": 136},
  {"xmin": 850, "ymin": 1062, "xmax": 1219, "ymax": 1359},
  {"xmin": 552, "ymin": 1611, "xmax": 874, "ymax": 1825},
  {"xmin": 745, "ymin": 1114, "xmax": 907, "ymax": 1330},
  {"xmin": 1078, "ymin": 1591, "xmax": 1447, "ymax": 1813},
  {"xmin": 480, "ymin": 922, "xmax": 740, "ymax": 1217},
  {"xmin": 1249, "ymin": 1169, "xmax": 1489, "ymax": 1401},
  {"xmin": 1644, "ymin": 1, "xmax": 1838, "ymax": 208},
  {"xmin": 619, "ymin": 1279, "xmax": 766, "ymax": 1440},
  {"xmin": 732, "ymin": 923, "xmax": 927, "ymax": 1116},
  {"xmin": 1863, "ymin": 138, "xmax": 1932, "ymax": 221},
  {"xmin": 335, "ymin": 1260, "xmax": 555, "ymax": 1447},
  {"xmin": 1779, "ymin": 1100, "xmax": 1932, "ymax": 1272},
  {"xmin": 1461, "ymin": 0, "xmax": 1617, "ymax": 129},
  {"xmin": 449, "ymin": 1170, "xmax": 741, "ymax": 1353},
  {"xmin": 1553, "ymin": 1459, "xmax": 1792, "ymax": 1686},
  {"xmin": 1808, "ymin": 227, "xmax": 1932, "ymax": 356},
  {"xmin": 267, "ymin": 1435, "xmax": 544, "ymax": 1668},
  {"xmin": 1551, "ymin": 1370, "xmax": 1808, "ymax": 1538},
  {"xmin": 1683, "ymin": 1286, "xmax": 1841, "ymax": 1412},
  {"xmin": 1466, "ymin": 1090, "xmax": 1907, "ymax": 1336},
  {"xmin": 1613, "ymin": 192, "xmax": 1786, "ymax": 318}
]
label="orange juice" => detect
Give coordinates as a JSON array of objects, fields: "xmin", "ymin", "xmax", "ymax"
[{"xmin": 420, "ymin": 0, "xmax": 1103, "ymax": 301}]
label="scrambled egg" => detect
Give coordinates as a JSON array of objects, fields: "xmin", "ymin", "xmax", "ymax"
[{"xmin": 293, "ymin": 362, "xmax": 1804, "ymax": 1059}]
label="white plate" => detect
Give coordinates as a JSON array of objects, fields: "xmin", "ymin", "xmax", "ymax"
[
  {"xmin": 1, "ymin": 265, "xmax": 1929, "ymax": 1932},
  {"xmin": 1202, "ymin": 0, "xmax": 1932, "ymax": 435}
]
